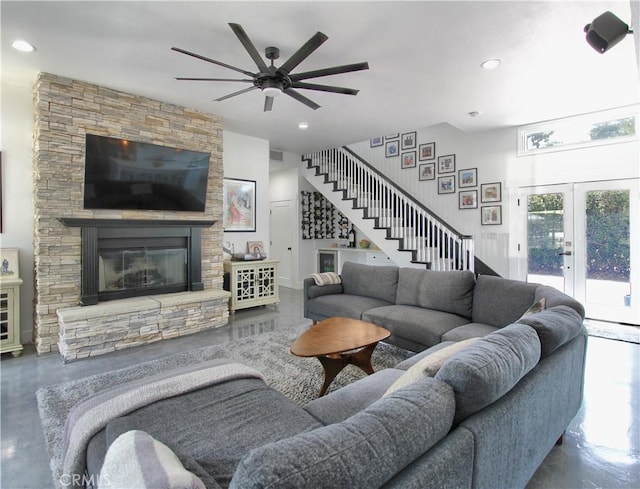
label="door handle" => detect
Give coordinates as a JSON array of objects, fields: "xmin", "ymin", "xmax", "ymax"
[{"xmin": 558, "ymin": 251, "xmax": 572, "ymax": 256}]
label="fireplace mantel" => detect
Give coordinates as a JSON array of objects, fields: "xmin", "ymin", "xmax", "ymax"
[{"xmin": 58, "ymin": 218, "xmax": 217, "ymax": 305}]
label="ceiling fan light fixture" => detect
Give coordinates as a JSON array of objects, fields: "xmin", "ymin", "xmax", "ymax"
[
  {"xmin": 263, "ymin": 86, "xmax": 283, "ymax": 97},
  {"xmin": 480, "ymin": 58, "xmax": 501, "ymax": 70}
]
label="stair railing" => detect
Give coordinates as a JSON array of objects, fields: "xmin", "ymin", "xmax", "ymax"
[{"xmin": 304, "ymin": 147, "xmax": 474, "ymax": 272}]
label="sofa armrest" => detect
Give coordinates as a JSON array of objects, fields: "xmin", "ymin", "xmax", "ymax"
[{"xmin": 303, "ymin": 277, "xmax": 344, "ymax": 318}]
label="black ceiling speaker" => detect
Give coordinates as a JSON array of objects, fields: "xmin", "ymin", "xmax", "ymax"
[
  {"xmin": 584, "ymin": 11, "xmax": 633, "ymax": 53},
  {"xmin": 172, "ymin": 23, "xmax": 369, "ymax": 111}
]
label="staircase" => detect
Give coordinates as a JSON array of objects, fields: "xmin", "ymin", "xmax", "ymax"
[{"xmin": 302, "ymin": 147, "xmax": 474, "ymax": 272}]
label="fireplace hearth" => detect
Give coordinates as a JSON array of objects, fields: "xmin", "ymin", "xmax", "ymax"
[{"xmin": 59, "ymin": 218, "xmax": 215, "ymax": 305}]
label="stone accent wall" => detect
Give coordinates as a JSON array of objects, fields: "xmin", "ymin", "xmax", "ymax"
[{"xmin": 33, "ymin": 72, "xmax": 225, "ymax": 355}]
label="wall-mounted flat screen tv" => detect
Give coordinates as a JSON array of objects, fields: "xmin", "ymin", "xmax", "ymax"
[{"xmin": 83, "ymin": 134, "xmax": 210, "ymax": 212}]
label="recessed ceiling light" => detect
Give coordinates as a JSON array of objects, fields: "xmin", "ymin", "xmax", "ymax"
[
  {"xmin": 12, "ymin": 40, "xmax": 36, "ymax": 53},
  {"xmin": 480, "ymin": 58, "xmax": 501, "ymax": 70},
  {"xmin": 298, "ymin": 122, "xmax": 309, "ymax": 130}
]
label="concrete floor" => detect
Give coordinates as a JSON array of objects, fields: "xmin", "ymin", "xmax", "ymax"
[{"xmin": 1, "ymin": 287, "xmax": 638, "ymax": 488}]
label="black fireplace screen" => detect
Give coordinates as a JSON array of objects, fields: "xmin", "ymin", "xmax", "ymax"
[{"xmin": 99, "ymin": 248, "xmax": 187, "ymax": 293}]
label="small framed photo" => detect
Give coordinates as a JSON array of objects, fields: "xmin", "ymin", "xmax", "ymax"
[
  {"xmin": 385, "ymin": 140, "xmax": 399, "ymax": 158},
  {"xmin": 481, "ymin": 182, "xmax": 502, "ymax": 202},
  {"xmin": 247, "ymin": 240, "xmax": 265, "ymax": 256},
  {"xmin": 401, "ymin": 131, "xmax": 417, "ymax": 150},
  {"xmin": 458, "ymin": 168, "xmax": 477, "ymax": 188},
  {"xmin": 0, "ymin": 248, "xmax": 20, "ymax": 278},
  {"xmin": 223, "ymin": 178, "xmax": 256, "ymax": 232},
  {"xmin": 459, "ymin": 190, "xmax": 478, "ymax": 209},
  {"xmin": 438, "ymin": 154, "xmax": 455, "ymax": 174},
  {"xmin": 438, "ymin": 175, "xmax": 456, "ymax": 194},
  {"xmin": 370, "ymin": 136, "xmax": 384, "ymax": 147},
  {"xmin": 418, "ymin": 142, "xmax": 436, "ymax": 161},
  {"xmin": 401, "ymin": 151, "xmax": 416, "ymax": 169},
  {"xmin": 386, "ymin": 133, "xmax": 399, "ymax": 139},
  {"xmin": 419, "ymin": 163, "xmax": 435, "ymax": 181},
  {"xmin": 481, "ymin": 205, "xmax": 502, "ymax": 225}
]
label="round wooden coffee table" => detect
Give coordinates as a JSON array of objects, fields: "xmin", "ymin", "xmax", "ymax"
[{"xmin": 290, "ymin": 317, "xmax": 390, "ymax": 397}]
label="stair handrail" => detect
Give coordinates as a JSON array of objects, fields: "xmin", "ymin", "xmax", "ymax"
[{"xmin": 303, "ymin": 147, "xmax": 475, "ymax": 272}]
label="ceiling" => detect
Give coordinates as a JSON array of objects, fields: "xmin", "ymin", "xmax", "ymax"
[{"xmin": 2, "ymin": 1, "xmax": 639, "ymax": 155}]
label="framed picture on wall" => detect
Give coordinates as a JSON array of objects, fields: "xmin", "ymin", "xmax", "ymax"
[
  {"xmin": 438, "ymin": 154, "xmax": 455, "ymax": 174},
  {"xmin": 0, "ymin": 248, "xmax": 19, "ymax": 278},
  {"xmin": 458, "ymin": 168, "xmax": 477, "ymax": 188},
  {"xmin": 481, "ymin": 182, "xmax": 502, "ymax": 202},
  {"xmin": 385, "ymin": 140, "xmax": 399, "ymax": 158},
  {"xmin": 419, "ymin": 142, "xmax": 436, "ymax": 161},
  {"xmin": 438, "ymin": 175, "xmax": 455, "ymax": 194},
  {"xmin": 459, "ymin": 190, "xmax": 478, "ymax": 209},
  {"xmin": 223, "ymin": 178, "xmax": 256, "ymax": 232},
  {"xmin": 401, "ymin": 151, "xmax": 416, "ymax": 169},
  {"xmin": 419, "ymin": 163, "xmax": 435, "ymax": 181},
  {"xmin": 401, "ymin": 131, "xmax": 417, "ymax": 150},
  {"xmin": 370, "ymin": 136, "xmax": 384, "ymax": 147},
  {"xmin": 481, "ymin": 205, "xmax": 502, "ymax": 225}
]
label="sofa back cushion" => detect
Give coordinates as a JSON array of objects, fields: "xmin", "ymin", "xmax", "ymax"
[
  {"xmin": 396, "ymin": 268, "xmax": 475, "ymax": 318},
  {"xmin": 435, "ymin": 323, "xmax": 541, "ymax": 424},
  {"xmin": 230, "ymin": 378, "xmax": 455, "ymax": 489},
  {"xmin": 535, "ymin": 284, "xmax": 586, "ymax": 318},
  {"xmin": 471, "ymin": 275, "xmax": 539, "ymax": 327},
  {"xmin": 517, "ymin": 305, "xmax": 584, "ymax": 357},
  {"xmin": 341, "ymin": 262, "xmax": 399, "ymax": 304}
]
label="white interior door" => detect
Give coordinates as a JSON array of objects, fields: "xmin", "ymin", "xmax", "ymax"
[
  {"xmin": 520, "ymin": 180, "xmax": 639, "ymax": 325},
  {"xmin": 269, "ymin": 200, "xmax": 296, "ymax": 288}
]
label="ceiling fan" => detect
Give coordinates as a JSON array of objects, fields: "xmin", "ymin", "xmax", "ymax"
[{"xmin": 172, "ymin": 23, "xmax": 369, "ymax": 111}]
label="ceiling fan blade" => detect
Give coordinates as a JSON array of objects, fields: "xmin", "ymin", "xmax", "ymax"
[
  {"xmin": 284, "ymin": 88, "xmax": 321, "ymax": 110},
  {"xmin": 228, "ymin": 23, "xmax": 270, "ymax": 73},
  {"xmin": 264, "ymin": 96, "xmax": 274, "ymax": 112},
  {"xmin": 277, "ymin": 32, "xmax": 329, "ymax": 76},
  {"xmin": 176, "ymin": 77, "xmax": 254, "ymax": 82},
  {"xmin": 172, "ymin": 47, "xmax": 256, "ymax": 77},
  {"xmin": 290, "ymin": 81, "xmax": 359, "ymax": 95},
  {"xmin": 289, "ymin": 62, "xmax": 370, "ymax": 81},
  {"xmin": 215, "ymin": 86, "xmax": 259, "ymax": 102}
]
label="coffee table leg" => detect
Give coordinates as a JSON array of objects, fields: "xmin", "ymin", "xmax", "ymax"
[{"xmin": 315, "ymin": 342, "xmax": 379, "ymax": 397}]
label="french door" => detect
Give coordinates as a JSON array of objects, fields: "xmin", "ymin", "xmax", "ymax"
[{"xmin": 520, "ymin": 179, "xmax": 639, "ymax": 325}]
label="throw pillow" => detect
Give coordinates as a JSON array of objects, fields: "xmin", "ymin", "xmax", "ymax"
[
  {"xmin": 383, "ymin": 338, "xmax": 479, "ymax": 397},
  {"xmin": 519, "ymin": 297, "xmax": 546, "ymax": 319},
  {"xmin": 99, "ymin": 430, "xmax": 206, "ymax": 489},
  {"xmin": 309, "ymin": 272, "xmax": 341, "ymax": 286}
]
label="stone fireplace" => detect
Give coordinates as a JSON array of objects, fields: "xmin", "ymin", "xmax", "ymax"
[{"xmin": 32, "ymin": 73, "xmax": 229, "ymax": 360}]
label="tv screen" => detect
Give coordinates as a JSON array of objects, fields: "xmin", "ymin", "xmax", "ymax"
[{"xmin": 83, "ymin": 134, "xmax": 210, "ymax": 212}]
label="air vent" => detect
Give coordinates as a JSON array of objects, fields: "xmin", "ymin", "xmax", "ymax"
[{"xmin": 270, "ymin": 150, "xmax": 284, "ymax": 162}]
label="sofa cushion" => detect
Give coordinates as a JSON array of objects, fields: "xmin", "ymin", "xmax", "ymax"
[
  {"xmin": 363, "ymin": 305, "xmax": 470, "ymax": 348},
  {"xmin": 307, "ymin": 294, "xmax": 393, "ymax": 321},
  {"xmin": 341, "ymin": 262, "xmax": 399, "ymax": 304},
  {"xmin": 535, "ymin": 284, "xmax": 586, "ymax": 318},
  {"xmin": 384, "ymin": 338, "xmax": 479, "ymax": 396},
  {"xmin": 396, "ymin": 268, "xmax": 475, "ymax": 318},
  {"xmin": 517, "ymin": 305, "xmax": 584, "ymax": 357},
  {"xmin": 471, "ymin": 275, "xmax": 539, "ymax": 327},
  {"xmin": 435, "ymin": 323, "xmax": 541, "ymax": 424},
  {"xmin": 304, "ymin": 368, "xmax": 404, "ymax": 425},
  {"xmin": 441, "ymin": 323, "xmax": 499, "ymax": 342},
  {"xmin": 99, "ymin": 430, "xmax": 207, "ymax": 489},
  {"xmin": 230, "ymin": 378, "xmax": 455, "ymax": 489},
  {"xmin": 307, "ymin": 283, "xmax": 343, "ymax": 299}
]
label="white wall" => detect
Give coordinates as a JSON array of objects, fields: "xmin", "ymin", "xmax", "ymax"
[
  {"xmin": 222, "ymin": 130, "xmax": 270, "ymax": 256},
  {"xmin": 348, "ymin": 120, "xmax": 639, "ymax": 278},
  {"xmin": 0, "ymin": 80, "xmax": 35, "ymax": 344}
]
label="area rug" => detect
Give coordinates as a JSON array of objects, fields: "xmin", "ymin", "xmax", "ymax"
[
  {"xmin": 37, "ymin": 326, "xmax": 414, "ymax": 487},
  {"xmin": 584, "ymin": 319, "xmax": 640, "ymax": 344}
]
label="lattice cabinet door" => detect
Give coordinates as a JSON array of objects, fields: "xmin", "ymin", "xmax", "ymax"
[
  {"xmin": 224, "ymin": 260, "xmax": 279, "ymax": 313},
  {"xmin": 0, "ymin": 279, "xmax": 23, "ymax": 357}
]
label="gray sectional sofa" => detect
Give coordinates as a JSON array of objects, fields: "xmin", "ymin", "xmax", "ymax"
[
  {"xmin": 304, "ymin": 261, "xmax": 585, "ymax": 352},
  {"xmin": 68, "ymin": 262, "xmax": 587, "ymax": 489}
]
